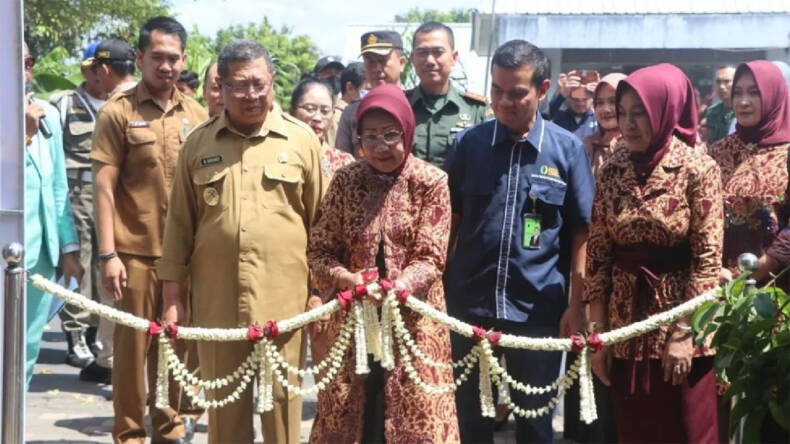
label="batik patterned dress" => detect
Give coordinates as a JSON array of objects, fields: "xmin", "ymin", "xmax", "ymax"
[
  {"xmin": 307, "ymin": 155, "xmax": 460, "ymax": 443},
  {"xmin": 707, "ymin": 134, "xmax": 790, "ymax": 269},
  {"xmin": 584, "ymin": 136, "xmax": 724, "ymax": 360}
]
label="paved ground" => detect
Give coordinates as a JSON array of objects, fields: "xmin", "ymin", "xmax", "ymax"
[{"xmin": 26, "ymin": 318, "xmax": 566, "ymax": 443}]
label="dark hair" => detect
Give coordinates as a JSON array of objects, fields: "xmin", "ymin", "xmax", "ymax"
[
  {"xmin": 101, "ymin": 59, "xmax": 135, "ymax": 77},
  {"xmin": 339, "ymin": 62, "xmax": 365, "ymax": 94},
  {"xmin": 716, "ymin": 64, "xmax": 737, "ymax": 72},
  {"xmin": 203, "ymin": 61, "xmax": 217, "ymax": 85},
  {"xmin": 217, "ymin": 40, "xmax": 274, "ymax": 81},
  {"xmin": 138, "ymin": 16, "xmax": 187, "ymax": 52},
  {"xmin": 179, "ymin": 69, "xmax": 200, "ymax": 90},
  {"xmin": 491, "ymin": 39, "xmax": 550, "ymax": 87},
  {"xmin": 412, "ymin": 21, "xmax": 455, "ymax": 49},
  {"xmin": 289, "ymin": 76, "xmax": 334, "ymax": 112}
]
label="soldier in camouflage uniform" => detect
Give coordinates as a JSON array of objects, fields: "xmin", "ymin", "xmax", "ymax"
[{"xmin": 406, "ymin": 22, "xmax": 487, "ymax": 169}]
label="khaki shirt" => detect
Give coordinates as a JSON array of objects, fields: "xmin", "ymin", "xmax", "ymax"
[
  {"xmin": 91, "ymin": 82, "xmax": 208, "ymax": 257},
  {"xmin": 156, "ymin": 110, "xmax": 326, "ymax": 327}
]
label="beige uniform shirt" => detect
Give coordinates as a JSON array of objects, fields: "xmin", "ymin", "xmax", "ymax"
[
  {"xmin": 156, "ymin": 111, "xmax": 325, "ymax": 327},
  {"xmin": 91, "ymin": 82, "xmax": 208, "ymax": 257}
]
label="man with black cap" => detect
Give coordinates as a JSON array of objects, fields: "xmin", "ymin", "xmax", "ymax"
[
  {"xmin": 334, "ymin": 30, "xmax": 406, "ymax": 155},
  {"xmin": 50, "ymin": 42, "xmax": 110, "ymax": 370},
  {"xmin": 93, "ymin": 38, "xmax": 138, "ymax": 99},
  {"xmin": 314, "ymin": 56, "xmax": 344, "ymax": 80}
]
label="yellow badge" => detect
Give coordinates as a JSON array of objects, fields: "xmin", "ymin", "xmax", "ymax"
[
  {"xmin": 367, "ymin": 33, "xmax": 378, "ymax": 45},
  {"xmin": 203, "ymin": 187, "xmax": 219, "ymax": 206}
]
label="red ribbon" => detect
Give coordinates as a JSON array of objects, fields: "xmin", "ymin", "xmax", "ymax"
[
  {"xmin": 570, "ymin": 333, "xmax": 586, "ymax": 352},
  {"xmin": 396, "ymin": 289, "xmax": 410, "ymax": 304},
  {"xmin": 472, "ymin": 326, "xmax": 501, "ymax": 346},
  {"xmin": 354, "ymin": 284, "xmax": 368, "ymax": 298},
  {"xmin": 248, "ymin": 324, "xmax": 264, "ymax": 342},
  {"xmin": 588, "ymin": 332, "xmax": 604, "ymax": 353},
  {"xmin": 264, "ymin": 320, "xmax": 279, "ymax": 339},
  {"xmin": 379, "ymin": 278, "xmax": 393, "ymax": 292},
  {"xmin": 337, "ymin": 289, "xmax": 354, "ymax": 310},
  {"xmin": 165, "ymin": 323, "xmax": 179, "ymax": 340},
  {"xmin": 147, "ymin": 321, "xmax": 163, "ymax": 336},
  {"xmin": 361, "ymin": 269, "xmax": 379, "ymax": 283}
]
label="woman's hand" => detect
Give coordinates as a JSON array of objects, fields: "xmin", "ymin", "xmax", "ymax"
[
  {"xmin": 662, "ymin": 326, "xmax": 694, "ymax": 386},
  {"xmin": 306, "ymin": 295, "xmax": 330, "ymax": 335},
  {"xmin": 335, "ymin": 269, "xmax": 363, "ymax": 291}
]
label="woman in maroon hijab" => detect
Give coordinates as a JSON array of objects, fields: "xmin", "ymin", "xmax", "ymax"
[
  {"xmin": 583, "ymin": 63, "xmax": 723, "ymax": 443},
  {"xmin": 307, "ymin": 84, "xmax": 459, "ymax": 443}
]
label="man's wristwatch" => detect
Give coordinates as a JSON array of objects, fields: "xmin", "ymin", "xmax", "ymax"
[{"xmin": 98, "ymin": 251, "xmax": 118, "ymax": 262}]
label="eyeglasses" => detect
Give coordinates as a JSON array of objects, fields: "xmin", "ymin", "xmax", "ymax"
[
  {"xmin": 24, "ymin": 56, "xmax": 35, "ymax": 70},
  {"xmin": 223, "ymin": 81, "xmax": 270, "ymax": 98},
  {"xmin": 359, "ymin": 130, "xmax": 403, "ymax": 147},
  {"xmin": 297, "ymin": 103, "xmax": 333, "ymax": 118}
]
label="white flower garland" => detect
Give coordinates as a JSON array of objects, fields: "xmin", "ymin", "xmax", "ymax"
[{"xmin": 30, "ymin": 273, "xmax": 722, "ymax": 420}]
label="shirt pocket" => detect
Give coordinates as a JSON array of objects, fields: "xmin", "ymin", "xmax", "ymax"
[
  {"xmin": 262, "ymin": 163, "xmax": 304, "ymax": 210},
  {"xmin": 125, "ymin": 128, "xmax": 159, "ymax": 169},
  {"xmin": 192, "ymin": 165, "xmax": 231, "ymax": 212},
  {"xmin": 461, "ymin": 175, "xmax": 495, "ymax": 222},
  {"xmin": 529, "ymin": 177, "xmax": 567, "ymax": 228}
]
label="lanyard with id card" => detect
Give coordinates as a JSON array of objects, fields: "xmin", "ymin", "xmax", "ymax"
[{"xmin": 523, "ymin": 194, "xmax": 541, "ymax": 249}]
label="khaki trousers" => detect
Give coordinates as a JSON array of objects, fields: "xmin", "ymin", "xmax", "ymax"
[
  {"xmin": 198, "ymin": 328, "xmax": 305, "ymax": 444},
  {"xmin": 112, "ymin": 254, "xmax": 191, "ymax": 443}
]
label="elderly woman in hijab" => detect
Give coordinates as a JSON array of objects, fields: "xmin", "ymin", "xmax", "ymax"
[
  {"xmin": 708, "ymin": 61, "xmax": 790, "ymax": 287},
  {"xmin": 582, "ymin": 73, "xmax": 627, "ymax": 177},
  {"xmin": 307, "ymin": 84, "xmax": 459, "ymax": 443},
  {"xmin": 583, "ymin": 63, "xmax": 723, "ymax": 443}
]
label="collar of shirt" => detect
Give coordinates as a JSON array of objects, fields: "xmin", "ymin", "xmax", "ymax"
[
  {"xmin": 608, "ymin": 135, "xmax": 685, "ymax": 170},
  {"xmin": 491, "ymin": 111, "xmax": 545, "ymax": 152},
  {"xmin": 213, "ymin": 109, "xmax": 289, "ymax": 140},
  {"xmin": 134, "ymin": 81, "xmax": 183, "ymax": 111},
  {"xmin": 409, "ymin": 84, "xmax": 463, "ymax": 112}
]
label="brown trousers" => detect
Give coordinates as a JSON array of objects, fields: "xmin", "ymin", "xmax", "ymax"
[
  {"xmin": 112, "ymin": 254, "xmax": 202, "ymax": 443},
  {"xmin": 197, "ymin": 328, "xmax": 305, "ymax": 444}
]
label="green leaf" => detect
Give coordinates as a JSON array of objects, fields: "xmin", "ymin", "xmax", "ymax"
[
  {"xmin": 729, "ymin": 398, "xmax": 752, "ymax": 436},
  {"xmin": 742, "ymin": 408, "xmax": 766, "ymax": 443},
  {"xmin": 692, "ymin": 300, "xmax": 716, "ymax": 331},
  {"xmin": 769, "ymin": 400, "xmax": 790, "ymax": 431},
  {"xmin": 718, "ymin": 352, "xmax": 735, "ymax": 369},
  {"xmin": 753, "ymin": 293, "xmax": 777, "ymax": 319}
]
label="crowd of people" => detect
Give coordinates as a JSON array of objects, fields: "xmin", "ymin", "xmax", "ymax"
[{"xmin": 22, "ymin": 13, "xmax": 790, "ymax": 444}]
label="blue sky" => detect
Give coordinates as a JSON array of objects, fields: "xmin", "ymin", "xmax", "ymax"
[{"xmin": 173, "ymin": 0, "xmax": 485, "ymax": 55}]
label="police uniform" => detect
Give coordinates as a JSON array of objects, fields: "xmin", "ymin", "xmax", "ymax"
[
  {"xmin": 156, "ymin": 110, "xmax": 325, "ymax": 443},
  {"xmin": 91, "ymin": 82, "xmax": 208, "ymax": 443},
  {"xmin": 51, "ymin": 83, "xmax": 104, "ymax": 358},
  {"xmin": 406, "ymin": 84, "xmax": 487, "ymax": 168}
]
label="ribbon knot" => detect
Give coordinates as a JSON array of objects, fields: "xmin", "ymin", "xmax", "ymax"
[
  {"xmin": 354, "ymin": 284, "xmax": 368, "ymax": 298},
  {"xmin": 361, "ymin": 269, "xmax": 379, "ymax": 284},
  {"xmin": 571, "ymin": 333, "xmax": 586, "ymax": 352},
  {"xmin": 472, "ymin": 326, "xmax": 501, "ymax": 346},
  {"xmin": 570, "ymin": 332, "xmax": 605, "ymax": 353},
  {"xmin": 337, "ymin": 289, "xmax": 354, "ymax": 310},
  {"xmin": 147, "ymin": 321, "xmax": 163, "ymax": 336},
  {"xmin": 588, "ymin": 332, "xmax": 604, "ymax": 353},
  {"xmin": 165, "ymin": 323, "xmax": 179, "ymax": 340},
  {"xmin": 395, "ymin": 289, "xmax": 410, "ymax": 304},
  {"xmin": 264, "ymin": 320, "xmax": 279, "ymax": 339},
  {"xmin": 379, "ymin": 278, "xmax": 393, "ymax": 292},
  {"xmin": 248, "ymin": 324, "xmax": 264, "ymax": 342}
]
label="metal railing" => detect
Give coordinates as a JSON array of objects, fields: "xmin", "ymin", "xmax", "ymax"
[{"xmin": 3, "ymin": 242, "xmax": 25, "ymax": 444}]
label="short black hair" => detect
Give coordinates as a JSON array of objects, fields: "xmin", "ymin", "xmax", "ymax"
[
  {"xmin": 289, "ymin": 76, "xmax": 334, "ymax": 112},
  {"xmin": 100, "ymin": 59, "xmax": 135, "ymax": 77},
  {"xmin": 491, "ymin": 39, "xmax": 551, "ymax": 87},
  {"xmin": 413, "ymin": 21, "xmax": 455, "ymax": 50},
  {"xmin": 138, "ymin": 16, "xmax": 187, "ymax": 52},
  {"xmin": 339, "ymin": 62, "xmax": 365, "ymax": 94},
  {"xmin": 179, "ymin": 69, "xmax": 200, "ymax": 90},
  {"xmin": 203, "ymin": 61, "xmax": 217, "ymax": 85},
  {"xmin": 716, "ymin": 64, "xmax": 737, "ymax": 72},
  {"xmin": 217, "ymin": 40, "xmax": 274, "ymax": 81}
]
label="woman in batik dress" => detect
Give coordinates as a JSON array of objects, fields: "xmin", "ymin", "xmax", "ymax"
[{"xmin": 306, "ymin": 84, "xmax": 459, "ymax": 443}]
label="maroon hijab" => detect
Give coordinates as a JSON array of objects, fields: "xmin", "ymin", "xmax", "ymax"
[
  {"xmin": 733, "ymin": 60, "xmax": 790, "ymax": 146},
  {"xmin": 355, "ymin": 84, "xmax": 415, "ymax": 173},
  {"xmin": 616, "ymin": 63, "xmax": 698, "ymax": 182}
]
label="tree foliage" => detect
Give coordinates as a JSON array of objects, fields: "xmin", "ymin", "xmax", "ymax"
[
  {"xmin": 24, "ymin": 0, "xmax": 172, "ymax": 57},
  {"xmin": 394, "ymin": 8, "xmax": 473, "ymax": 23}
]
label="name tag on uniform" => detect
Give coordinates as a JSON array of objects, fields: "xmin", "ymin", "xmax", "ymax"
[
  {"xmin": 129, "ymin": 121, "xmax": 150, "ymax": 128},
  {"xmin": 200, "ymin": 155, "xmax": 223, "ymax": 166},
  {"xmin": 523, "ymin": 213, "xmax": 542, "ymax": 249}
]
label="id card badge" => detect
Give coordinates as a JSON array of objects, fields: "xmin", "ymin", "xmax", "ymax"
[{"xmin": 523, "ymin": 213, "xmax": 542, "ymax": 249}]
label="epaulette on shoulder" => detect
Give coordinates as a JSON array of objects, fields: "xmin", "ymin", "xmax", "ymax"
[{"xmin": 462, "ymin": 90, "xmax": 487, "ymax": 105}]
